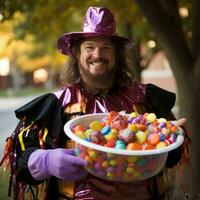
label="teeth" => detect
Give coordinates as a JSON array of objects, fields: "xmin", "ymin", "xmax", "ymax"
[{"xmin": 91, "ymin": 62, "xmax": 104, "ymax": 66}]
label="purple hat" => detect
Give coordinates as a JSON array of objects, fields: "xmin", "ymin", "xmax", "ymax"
[{"xmin": 57, "ymin": 6, "xmax": 135, "ymax": 55}]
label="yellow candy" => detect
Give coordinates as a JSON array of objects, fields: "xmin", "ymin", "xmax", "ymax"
[
  {"xmin": 88, "ymin": 150, "xmax": 98, "ymax": 158},
  {"xmin": 109, "ymin": 159, "xmax": 117, "ymax": 166},
  {"xmin": 162, "ymin": 127, "xmax": 170, "ymax": 136},
  {"xmin": 105, "ymin": 133, "xmax": 117, "ymax": 141},
  {"xmin": 126, "ymin": 167, "xmax": 135, "ymax": 174},
  {"xmin": 156, "ymin": 141, "xmax": 167, "ymax": 149},
  {"xmin": 130, "ymin": 112, "xmax": 138, "ymax": 117},
  {"xmin": 126, "ymin": 156, "xmax": 138, "ymax": 163},
  {"xmin": 75, "ymin": 130, "xmax": 85, "ymax": 139},
  {"xmin": 157, "ymin": 118, "xmax": 167, "ymax": 123},
  {"xmin": 146, "ymin": 113, "xmax": 157, "ymax": 123},
  {"xmin": 128, "ymin": 124, "xmax": 138, "ymax": 132},
  {"xmin": 106, "ymin": 153, "xmax": 115, "ymax": 158},
  {"xmin": 85, "ymin": 156, "xmax": 93, "ymax": 164},
  {"xmin": 145, "ymin": 130, "xmax": 149, "ymax": 136},
  {"xmin": 107, "ymin": 172, "xmax": 114, "ymax": 179},
  {"xmin": 89, "ymin": 120, "xmax": 103, "ymax": 131},
  {"xmin": 110, "ymin": 128, "xmax": 118, "ymax": 135},
  {"xmin": 136, "ymin": 131, "xmax": 147, "ymax": 143},
  {"xmin": 134, "ymin": 171, "xmax": 141, "ymax": 178},
  {"xmin": 102, "ymin": 161, "xmax": 109, "ymax": 168},
  {"xmin": 84, "ymin": 129, "xmax": 93, "ymax": 139}
]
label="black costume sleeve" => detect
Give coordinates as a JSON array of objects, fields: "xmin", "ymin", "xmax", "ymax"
[
  {"xmin": 15, "ymin": 93, "xmax": 64, "ymax": 137},
  {"xmin": 144, "ymin": 84, "xmax": 182, "ymax": 168},
  {"xmin": 144, "ymin": 83, "xmax": 176, "ymax": 118},
  {"xmin": 14, "ymin": 93, "xmax": 65, "ymax": 184}
]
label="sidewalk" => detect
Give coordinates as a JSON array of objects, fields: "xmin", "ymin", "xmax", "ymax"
[{"xmin": 0, "ymin": 96, "xmax": 36, "ymax": 111}]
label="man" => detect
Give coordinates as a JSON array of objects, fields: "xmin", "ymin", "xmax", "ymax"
[{"xmin": 1, "ymin": 6, "xmax": 186, "ymax": 200}]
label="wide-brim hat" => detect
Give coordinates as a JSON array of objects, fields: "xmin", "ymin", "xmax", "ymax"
[{"xmin": 57, "ymin": 6, "xmax": 135, "ymax": 55}]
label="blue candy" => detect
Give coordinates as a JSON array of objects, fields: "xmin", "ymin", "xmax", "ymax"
[{"xmin": 101, "ymin": 125, "xmax": 111, "ymax": 135}]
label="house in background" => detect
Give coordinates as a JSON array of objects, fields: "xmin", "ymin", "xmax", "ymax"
[
  {"xmin": 141, "ymin": 51, "xmax": 177, "ymax": 93},
  {"xmin": 141, "ymin": 51, "xmax": 179, "ymax": 116}
]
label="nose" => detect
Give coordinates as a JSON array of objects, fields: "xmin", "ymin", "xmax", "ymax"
[{"xmin": 92, "ymin": 47, "xmax": 102, "ymax": 58}]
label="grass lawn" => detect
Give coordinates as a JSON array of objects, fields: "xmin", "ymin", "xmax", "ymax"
[{"xmin": 0, "ymin": 168, "xmax": 11, "ymax": 199}]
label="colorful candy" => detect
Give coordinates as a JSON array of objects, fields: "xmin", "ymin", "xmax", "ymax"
[
  {"xmin": 72, "ymin": 111, "xmax": 181, "ymax": 150},
  {"xmin": 70, "ymin": 111, "xmax": 182, "ymax": 182}
]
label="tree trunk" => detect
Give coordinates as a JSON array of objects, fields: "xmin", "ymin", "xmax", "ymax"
[
  {"xmin": 10, "ymin": 61, "xmax": 24, "ymax": 95},
  {"xmin": 175, "ymin": 75, "xmax": 200, "ymax": 200},
  {"xmin": 135, "ymin": 0, "xmax": 200, "ymax": 199}
]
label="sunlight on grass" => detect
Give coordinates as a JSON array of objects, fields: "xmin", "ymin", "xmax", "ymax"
[{"xmin": 0, "ymin": 168, "xmax": 11, "ymax": 199}]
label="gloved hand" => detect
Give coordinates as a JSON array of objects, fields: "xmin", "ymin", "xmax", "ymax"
[{"xmin": 28, "ymin": 148, "xmax": 88, "ymax": 181}]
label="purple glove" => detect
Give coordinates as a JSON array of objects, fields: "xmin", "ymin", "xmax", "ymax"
[{"xmin": 28, "ymin": 148, "xmax": 88, "ymax": 181}]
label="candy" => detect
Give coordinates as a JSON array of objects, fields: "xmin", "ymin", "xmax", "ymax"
[
  {"xmin": 156, "ymin": 141, "xmax": 167, "ymax": 149},
  {"xmin": 126, "ymin": 156, "xmax": 138, "ymax": 163},
  {"xmin": 128, "ymin": 124, "xmax": 138, "ymax": 132},
  {"xmin": 102, "ymin": 161, "xmax": 109, "ymax": 169},
  {"xmin": 105, "ymin": 139, "xmax": 116, "ymax": 147},
  {"xmin": 147, "ymin": 133, "xmax": 160, "ymax": 145},
  {"xmin": 110, "ymin": 115, "xmax": 128, "ymax": 130},
  {"xmin": 118, "ymin": 129, "xmax": 136, "ymax": 143},
  {"xmin": 89, "ymin": 130, "xmax": 105, "ymax": 144},
  {"xmin": 126, "ymin": 167, "xmax": 135, "ymax": 174},
  {"xmin": 159, "ymin": 133, "xmax": 166, "ymax": 141},
  {"xmin": 142, "ymin": 142, "xmax": 154, "ymax": 150},
  {"xmin": 105, "ymin": 133, "xmax": 117, "ymax": 141},
  {"xmin": 130, "ymin": 112, "xmax": 139, "ymax": 118},
  {"xmin": 73, "ymin": 125, "xmax": 85, "ymax": 132},
  {"xmin": 146, "ymin": 113, "xmax": 157, "ymax": 123},
  {"xmin": 73, "ymin": 112, "xmax": 181, "ymax": 150},
  {"xmin": 101, "ymin": 125, "xmax": 111, "ymax": 135},
  {"xmin": 135, "ymin": 131, "xmax": 147, "ymax": 143},
  {"xmin": 109, "ymin": 159, "xmax": 117, "ymax": 166},
  {"xmin": 90, "ymin": 120, "xmax": 103, "ymax": 131},
  {"xmin": 126, "ymin": 142, "xmax": 142, "ymax": 150},
  {"xmin": 71, "ymin": 111, "xmax": 182, "ymax": 182},
  {"xmin": 115, "ymin": 140, "xmax": 126, "ymax": 150}
]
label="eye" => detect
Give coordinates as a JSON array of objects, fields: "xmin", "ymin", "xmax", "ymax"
[
  {"xmin": 102, "ymin": 45, "xmax": 113, "ymax": 51},
  {"xmin": 103, "ymin": 46, "xmax": 109, "ymax": 50},
  {"xmin": 85, "ymin": 45, "xmax": 94, "ymax": 50}
]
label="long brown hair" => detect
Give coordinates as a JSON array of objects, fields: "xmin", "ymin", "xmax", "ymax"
[{"xmin": 60, "ymin": 38, "xmax": 135, "ymax": 89}]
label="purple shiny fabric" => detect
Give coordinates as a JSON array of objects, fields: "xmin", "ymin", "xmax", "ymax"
[
  {"xmin": 54, "ymin": 81, "xmax": 146, "ymax": 114},
  {"xmin": 74, "ymin": 176, "xmax": 151, "ymax": 200},
  {"xmin": 83, "ymin": 7, "xmax": 116, "ymax": 35},
  {"xmin": 57, "ymin": 6, "xmax": 135, "ymax": 55}
]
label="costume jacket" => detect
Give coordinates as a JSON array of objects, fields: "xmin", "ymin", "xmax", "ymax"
[{"xmin": 3, "ymin": 81, "xmax": 182, "ymax": 200}]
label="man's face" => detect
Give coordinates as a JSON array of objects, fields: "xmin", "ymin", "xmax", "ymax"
[{"xmin": 78, "ymin": 37, "xmax": 116, "ymax": 89}]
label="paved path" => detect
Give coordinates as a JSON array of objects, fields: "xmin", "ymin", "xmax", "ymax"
[{"xmin": 0, "ymin": 96, "xmax": 36, "ymax": 158}]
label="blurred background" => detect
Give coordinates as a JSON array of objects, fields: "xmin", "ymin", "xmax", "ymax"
[{"xmin": 1, "ymin": 0, "xmax": 199, "ymax": 199}]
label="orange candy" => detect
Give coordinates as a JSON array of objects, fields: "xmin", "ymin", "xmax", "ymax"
[
  {"xmin": 73, "ymin": 125, "xmax": 85, "ymax": 132},
  {"xmin": 126, "ymin": 142, "xmax": 142, "ymax": 150},
  {"xmin": 135, "ymin": 123, "xmax": 147, "ymax": 131},
  {"xmin": 170, "ymin": 125, "xmax": 177, "ymax": 132},
  {"xmin": 105, "ymin": 140, "xmax": 116, "ymax": 147},
  {"xmin": 108, "ymin": 111, "xmax": 119, "ymax": 120},
  {"xmin": 142, "ymin": 142, "xmax": 155, "ymax": 150},
  {"xmin": 147, "ymin": 133, "xmax": 160, "ymax": 145},
  {"xmin": 85, "ymin": 155, "xmax": 94, "ymax": 164}
]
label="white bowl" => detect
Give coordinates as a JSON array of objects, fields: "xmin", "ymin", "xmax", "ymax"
[{"xmin": 64, "ymin": 113, "xmax": 184, "ymax": 182}]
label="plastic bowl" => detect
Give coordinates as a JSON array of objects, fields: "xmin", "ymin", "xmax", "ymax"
[{"xmin": 64, "ymin": 113, "xmax": 184, "ymax": 182}]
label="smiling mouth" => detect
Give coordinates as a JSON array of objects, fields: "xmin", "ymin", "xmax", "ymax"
[{"xmin": 89, "ymin": 61, "xmax": 105, "ymax": 67}]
